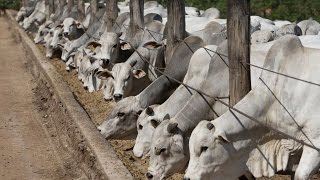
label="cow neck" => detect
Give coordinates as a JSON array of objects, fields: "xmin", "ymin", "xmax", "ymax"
[
  {"xmin": 212, "ymin": 88, "xmax": 272, "ymax": 153},
  {"xmin": 137, "ymin": 75, "xmax": 176, "ymax": 108},
  {"xmin": 157, "ymin": 85, "xmax": 193, "ymax": 120}
]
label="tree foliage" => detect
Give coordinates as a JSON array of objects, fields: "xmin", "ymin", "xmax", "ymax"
[{"xmin": 0, "ymin": 0, "xmax": 20, "ymax": 10}]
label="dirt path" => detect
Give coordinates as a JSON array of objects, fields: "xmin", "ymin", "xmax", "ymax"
[{"xmin": 0, "ymin": 17, "xmax": 73, "ymax": 180}]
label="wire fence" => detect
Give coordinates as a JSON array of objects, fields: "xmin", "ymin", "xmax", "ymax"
[{"xmin": 24, "ymin": 6, "xmax": 320, "ymax": 152}]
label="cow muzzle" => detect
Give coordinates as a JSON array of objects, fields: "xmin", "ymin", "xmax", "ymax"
[
  {"xmin": 146, "ymin": 172, "xmax": 153, "ymax": 179},
  {"xmin": 99, "ymin": 59, "xmax": 110, "ymax": 68},
  {"xmin": 113, "ymin": 94, "xmax": 123, "ymax": 101}
]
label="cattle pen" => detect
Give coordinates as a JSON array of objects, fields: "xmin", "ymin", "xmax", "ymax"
[{"xmin": 3, "ymin": 0, "xmax": 320, "ymax": 180}]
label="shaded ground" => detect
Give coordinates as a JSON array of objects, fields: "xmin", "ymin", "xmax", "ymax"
[{"xmin": 0, "ymin": 17, "xmax": 85, "ymax": 180}]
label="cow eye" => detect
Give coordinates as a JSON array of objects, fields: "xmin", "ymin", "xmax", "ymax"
[
  {"xmin": 117, "ymin": 112, "xmax": 125, "ymax": 117},
  {"xmin": 112, "ymin": 44, "xmax": 117, "ymax": 48},
  {"xmin": 138, "ymin": 124, "xmax": 143, "ymax": 130},
  {"xmin": 200, "ymin": 146, "xmax": 208, "ymax": 154}
]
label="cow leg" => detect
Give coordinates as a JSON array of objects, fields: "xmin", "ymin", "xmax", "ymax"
[{"xmin": 294, "ymin": 146, "xmax": 320, "ymax": 180}]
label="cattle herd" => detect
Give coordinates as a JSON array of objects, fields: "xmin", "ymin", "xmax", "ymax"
[{"xmin": 15, "ymin": 0, "xmax": 320, "ymax": 179}]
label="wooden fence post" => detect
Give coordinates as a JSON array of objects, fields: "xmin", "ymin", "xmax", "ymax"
[
  {"xmin": 105, "ymin": 0, "xmax": 118, "ymax": 32},
  {"xmin": 166, "ymin": 0, "xmax": 187, "ymax": 63},
  {"xmin": 127, "ymin": 0, "xmax": 144, "ymax": 43},
  {"xmin": 228, "ymin": 0, "xmax": 251, "ymax": 106},
  {"xmin": 77, "ymin": 0, "xmax": 85, "ymax": 21},
  {"xmin": 59, "ymin": 0, "xmax": 66, "ymax": 8},
  {"xmin": 90, "ymin": 0, "xmax": 98, "ymax": 24},
  {"xmin": 67, "ymin": 0, "xmax": 74, "ymax": 12}
]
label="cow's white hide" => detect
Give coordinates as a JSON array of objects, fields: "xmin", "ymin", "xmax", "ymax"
[{"xmin": 185, "ymin": 35, "xmax": 320, "ymax": 180}]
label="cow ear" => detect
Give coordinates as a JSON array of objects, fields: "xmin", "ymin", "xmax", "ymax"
[
  {"xmin": 57, "ymin": 24, "xmax": 64, "ymax": 28},
  {"xmin": 57, "ymin": 43, "xmax": 64, "ymax": 48},
  {"xmin": 76, "ymin": 21, "xmax": 84, "ymax": 29},
  {"xmin": 150, "ymin": 119, "xmax": 160, "ymax": 128},
  {"xmin": 95, "ymin": 70, "xmax": 113, "ymax": 80},
  {"xmin": 120, "ymin": 42, "xmax": 131, "ymax": 50},
  {"xmin": 132, "ymin": 69, "xmax": 146, "ymax": 79},
  {"xmin": 136, "ymin": 109, "xmax": 143, "ymax": 115},
  {"xmin": 163, "ymin": 114, "xmax": 170, "ymax": 121},
  {"xmin": 215, "ymin": 129, "xmax": 230, "ymax": 143},
  {"xmin": 143, "ymin": 41, "xmax": 162, "ymax": 50},
  {"xmin": 167, "ymin": 122, "xmax": 178, "ymax": 134},
  {"xmin": 86, "ymin": 41, "xmax": 101, "ymax": 50},
  {"xmin": 145, "ymin": 106, "xmax": 154, "ymax": 116},
  {"xmin": 117, "ymin": 32, "xmax": 123, "ymax": 37}
]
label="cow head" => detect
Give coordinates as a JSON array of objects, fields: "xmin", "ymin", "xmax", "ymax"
[
  {"xmin": 88, "ymin": 32, "xmax": 123, "ymax": 68},
  {"xmin": 16, "ymin": 7, "xmax": 26, "ymax": 22},
  {"xmin": 49, "ymin": 25, "xmax": 64, "ymax": 49},
  {"xmin": 184, "ymin": 120, "xmax": 240, "ymax": 180},
  {"xmin": 96, "ymin": 62, "xmax": 146, "ymax": 101},
  {"xmin": 147, "ymin": 120, "xmax": 188, "ymax": 180},
  {"xmin": 62, "ymin": 17, "xmax": 85, "ymax": 38},
  {"xmin": 133, "ymin": 105, "xmax": 166, "ymax": 158},
  {"xmin": 45, "ymin": 30, "xmax": 54, "ymax": 58},
  {"xmin": 34, "ymin": 21, "xmax": 53, "ymax": 44},
  {"xmin": 97, "ymin": 96, "xmax": 143, "ymax": 139}
]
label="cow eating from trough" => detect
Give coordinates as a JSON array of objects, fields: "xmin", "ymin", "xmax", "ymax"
[
  {"xmin": 97, "ymin": 36, "xmax": 204, "ymax": 139},
  {"xmin": 184, "ymin": 35, "xmax": 320, "ymax": 180}
]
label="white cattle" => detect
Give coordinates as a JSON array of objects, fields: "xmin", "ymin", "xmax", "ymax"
[
  {"xmin": 96, "ymin": 42, "xmax": 165, "ymax": 100},
  {"xmin": 251, "ymin": 30, "xmax": 274, "ymax": 44},
  {"xmin": 191, "ymin": 21, "xmax": 225, "ymax": 45},
  {"xmin": 250, "ymin": 19, "xmax": 261, "ymax": 34},
  {"xmin": 22, "ymin": 0, "xmax": 46, "ymax": 31},
  {"xmin": 274, "ymin": 20, "xmax": 292, "ymax": 28},
  {"xmin": 298, "ymin": 19, "xmax": 320, "ymax": 35},
  {"xmin": 97, "ymin": 36, "xmax": 205, "ymax": 140},
  {"xmin": 274, "ymin": 24, "xmax": 302, "ymax": 39},
  {"xmin": 185, "ymin": 35, "xmax": 320, "ymax": 180},
  {"xmin": 147, "ymin": 41, "xmax": 230, "ymax": 180},
  {"xmin": 34, "ymin": 20, "xmax": 53, "ymax": 44},
  {"xmin": 251, "ymin": 16, "xmax": 276, "ymax": 31},
  {"xmin": 185, "ymin": 7, "xmax": 201, "ymax": 17},
  {"xmin": 61, "ymin": 17, "xmax": 85, "ymax": 40},
  {"xmin": 201, "ymin": 7, "xmax": 220, "ymax": 19},
  {"xmin": 133, "ymin": 45, "xmax": 217, "ymax": 158},
  {"xmin": 147, "ymin": 36, "xmax": 308, "ymax": 179}
]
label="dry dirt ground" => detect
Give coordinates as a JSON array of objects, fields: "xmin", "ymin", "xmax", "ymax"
[{"xmin": 0, "ymin": 16, "xmax": 86, "ymax": 180}]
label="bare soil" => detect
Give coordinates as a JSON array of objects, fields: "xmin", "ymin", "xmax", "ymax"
[{"xmin": 0, "ymin": 16, "xmax": 86, "ymax": 180}]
